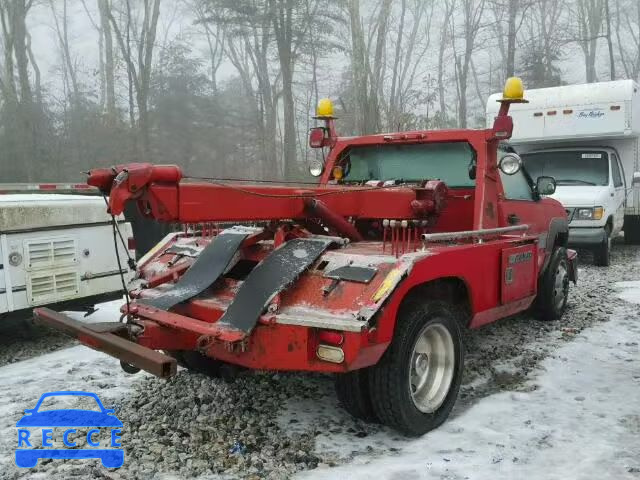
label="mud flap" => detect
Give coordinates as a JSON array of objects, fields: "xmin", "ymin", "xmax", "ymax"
[
  {"xmin": 211, "ymin": 238, "xmax": 334, "ymax": 340},
  {"xmin": 139, "ymin": 228, "xmax": 253, "ymax": 311}
]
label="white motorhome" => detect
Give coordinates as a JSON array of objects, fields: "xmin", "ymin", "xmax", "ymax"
[
  {"xmin": 0, "ymin": 188, "xmax": 135, "ymax": 319},
  {"xmin": 487, "ymin": 80, "xmax": 640, "ymax": 266}
]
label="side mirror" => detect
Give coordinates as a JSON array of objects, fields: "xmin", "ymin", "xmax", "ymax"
[
  {"xmin": 632, "ymin": 171, "xmax": 640, "ymax": 186},
  {"xmin": 536, "ymin": 176, "xmax": 557, "ymax": 196},
  {"xmin": 498, "ymin": 153, "xmax": 522, "ymax": 175},
  {"xmin": 308, "ymin": 160, "xmax": 324, "ymax": 177}
]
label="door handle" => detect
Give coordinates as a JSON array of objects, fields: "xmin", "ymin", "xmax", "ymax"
[{"xmin": 507, "ymin": 214, "xmax": 520, "ymax": 225}]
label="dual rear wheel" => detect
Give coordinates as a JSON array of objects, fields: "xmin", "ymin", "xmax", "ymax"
[
  {"xmin": 336, "ymin": 249, "xmax": 571, "ymax": 435},
  {"xmin": 335, "ymin": 300, "xmax": 464, "ymax": 436}
]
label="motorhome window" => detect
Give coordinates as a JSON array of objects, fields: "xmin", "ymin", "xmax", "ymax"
[
  {"xmin": 521, "ymin": 151, "xmax": 609, "ymax": 186},
  {"xmin": 611, "ymin": 154, "xmax": 623, "ymax": 187},
  {"xmin": 341, "ymin": 142, "xmax": 475, "ymax": 187}
]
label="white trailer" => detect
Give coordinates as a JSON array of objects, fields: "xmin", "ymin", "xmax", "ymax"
[
  {"xmin": 0, "ymin": 190, "xmax": 135, "ymax": 319},
  {"xmin": 487, "ymin": 79, "xmax": 640, "ymax": 266}
]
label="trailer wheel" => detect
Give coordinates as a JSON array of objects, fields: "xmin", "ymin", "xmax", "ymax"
[
  {"xmin": 368, "ymin": 300, "xmax": 464, "ymax": 436},
  {"xmin": 535, "ymin": 247, "xmax": 570, "ymax": 320},
  {"xmin": 335, "ymin": 369, "xmax": 377, "ymax": 422},
  {"xmin": 593, "ymin": 227, "xmax": 611, "ymax": 267},
  {"xmin": 624, "ymin": 215, "xmax": 640, "ymax": 245}
]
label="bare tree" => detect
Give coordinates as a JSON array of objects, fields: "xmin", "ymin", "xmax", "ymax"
[
  {"xmin": 488, "ymin": 0, "xmax": 532, "ymax": 81},
  {"xmin": 437, "ymin": 1, "xmax": 455, "ymax": 120},
  {"xmin": 576, "ymin": 0, "xmax": 605, "ymax": 83},
  {"xmin": 450, "ymin": 0, "xmax": 486, "ymax": 127},
  {"xmin": 188, "ymin": 0, "xmax": 225, "ymax": 93},
  {"xmin": 604, "ymin": 0, "xmax": 615, "ymax": 79},
  {"xmin": 614, "ymin": 0, "xmax": 640, "ymax": 80},
  {"xmin": 270, "ymin": 0, "xmax": 297, "ymax": 177},
  {"xmin": 386, "ymin": 0, "xmax": 435, "ymax": 131},
  {"xmin": 217, "ymin": 2, "xmax": 280, "ymax": 176},
  {"xmin": 107, "ymin": 0, "xmax": 162, "ymax": 158},
  {"xmin": 519, "ymin": 0, "xmax": 566, "ymax": 87},
  {"xmin": 0, "ymin": 0, "xmax": 47, "ymax": 181},
  {"xmin": 348, "ymin": 0, "xmax": 393, "ymax": 134},
  {"xmin": 50, "ymin": 0, "xmax": 80, "ymax": 103}
]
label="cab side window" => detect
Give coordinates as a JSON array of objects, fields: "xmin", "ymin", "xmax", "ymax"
[
  {"xmin": 611, "ymin": 154, "xmax": 623, "ymax": 187},
  {"xmin": 500, "ymin": 170, "xmax": 534, "ymax": 201}
]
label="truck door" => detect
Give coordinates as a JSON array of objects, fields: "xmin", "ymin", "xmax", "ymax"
[
  {"xmin": 610, "ymin": 152, "xmax": 625, "ymax": 234},
  {"xmin": 498, "ymin": 168, "xmax": 549, "ymax": 271}
]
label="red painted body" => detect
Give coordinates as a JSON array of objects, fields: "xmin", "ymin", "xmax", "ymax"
[{"xmin": 57, "ymin": 101, "xmax": 573, "ymax": 376}]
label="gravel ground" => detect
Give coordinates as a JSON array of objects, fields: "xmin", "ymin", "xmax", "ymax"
[
  {"xmin": 1, "ymin": 241, "xmax": 639, "ymax": 480},
  {"xmin": 0, "ymin": 319, "xmax": 76, "ymax": 368}
]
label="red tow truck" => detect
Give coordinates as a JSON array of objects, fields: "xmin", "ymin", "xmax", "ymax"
[{"xmin": 35, "ymin": 78, "xmax": 576, "ymax": 436}]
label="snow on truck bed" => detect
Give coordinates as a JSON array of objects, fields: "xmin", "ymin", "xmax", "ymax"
[{"xmin": 0, "ymin": 193, "xmax": 122, "ymax": 231}]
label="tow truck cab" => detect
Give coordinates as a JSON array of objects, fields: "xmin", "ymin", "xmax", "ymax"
[{"xmin": 34, "ymin": 78, "xmax": 576, "ymax": 436}]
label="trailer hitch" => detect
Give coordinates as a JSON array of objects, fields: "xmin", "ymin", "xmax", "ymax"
[{"xmin": 33, "ymin": 307, "xmax": 177, "ymax": 378}]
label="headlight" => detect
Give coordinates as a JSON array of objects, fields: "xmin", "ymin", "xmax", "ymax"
[{"xmin": 576, "ymin": 207, "xmax": 603, "ymax": 220}]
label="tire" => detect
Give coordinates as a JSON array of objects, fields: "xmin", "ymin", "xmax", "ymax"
[
  {"xmin": 535, "ymin": 247, "xmax": 570, "ymax": 321},
  {"xmin": 335, "ymin": 369, "xmax": 377, "ymax": 422},
  {"xmin": 367, "ymin": 300, "xmax": 464, "ymax": 436},
  {"xmin": 624, "ymin": 215, "xmax": 640, "ymax": 245},
  {"xmin": 593, "ymin": 226, "xmax": 611, "ymax": 267},
  {"xmin": 170, "ymin": 350, "xmax": 222, "ymax": 378}
]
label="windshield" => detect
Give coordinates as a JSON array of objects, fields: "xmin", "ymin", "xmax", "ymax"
[
  {"xmin": 521, "ymin": 151, "xmax": 609, "ymax": 186},
  {"xmin": 340, "ymin": 142, "xmax": 475, "ymax": 187}
]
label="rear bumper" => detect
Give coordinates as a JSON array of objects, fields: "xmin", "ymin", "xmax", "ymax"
[
  {"xmin": 568, "ymin": 227, "xmax": 605, "ymax": 247},
  {"xmin": 33, "ymin": 306, "xmax": 386, "ymax": 377}
]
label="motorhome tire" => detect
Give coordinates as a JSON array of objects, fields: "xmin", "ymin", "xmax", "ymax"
[
  {"xmin": 593, "ymin": 227, "xmax": 611, "ymax": 267},
  {"xmin": 624, "ymin": 216, "xmax": 640, "ymax": 245}
]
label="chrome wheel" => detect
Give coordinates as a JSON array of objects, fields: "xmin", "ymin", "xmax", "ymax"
[
  {"xmin": 409, "ymin": 322, "xmax": 455, "ymax": 413},
  {"xmin": 553, "ymin": 263, "xmax": 569, "ymax": 311}
]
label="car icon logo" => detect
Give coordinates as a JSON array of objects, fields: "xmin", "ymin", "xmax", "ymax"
[{"xmin": 15, "ymin": 391, "xmax": 124, "ymax": 468}]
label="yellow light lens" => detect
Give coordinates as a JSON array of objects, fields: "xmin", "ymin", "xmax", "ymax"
[
  {"xmin": 593, "ymin": 206, "xmax": 604, "ymax": 220},
  {"xmin": 372, "ymin": 268, "xmax": 403, "ymax": 303},
  {"xmin": 503, "ymin": 77, "xmax": 524, "ymax": 101},
  {"xmin": 332, "ymin": 165, "xmax": 343, "ymax": 180},
  {"xmin": 316, "ymin": 98, "xmax": 334, "ymax": 118}
]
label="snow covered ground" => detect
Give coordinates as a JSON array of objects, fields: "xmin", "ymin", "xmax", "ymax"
[{"xmin": 298, "ymin": 289, "xmax": 640, "ymax": 479}]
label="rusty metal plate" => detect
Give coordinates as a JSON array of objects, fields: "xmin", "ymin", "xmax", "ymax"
[
  {"xmin": 216, "ymin": 238, "xmax": 333, "ymax": 334},
  {"xmin": 140, "ymin": 230, "xmax": 250, "ymax": 311}
]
